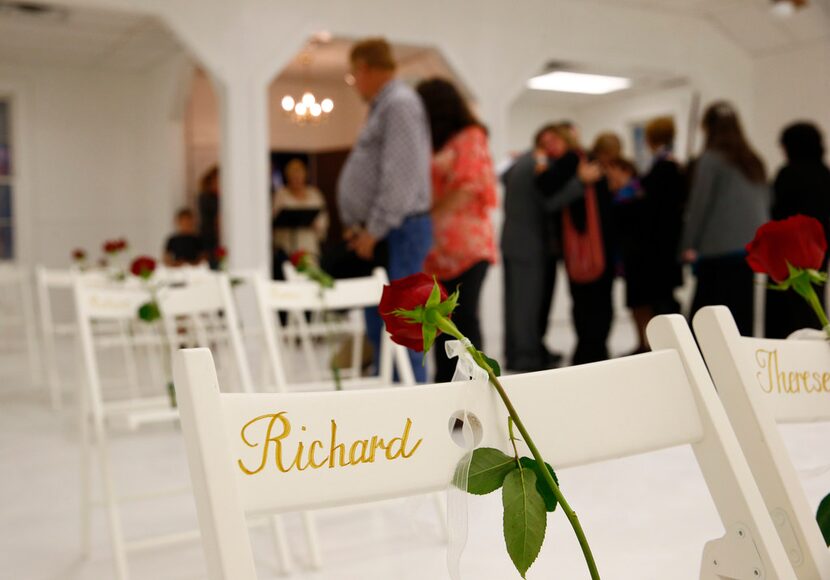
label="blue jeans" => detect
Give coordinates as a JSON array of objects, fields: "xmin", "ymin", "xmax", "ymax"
[{"xmin": 366, "ymin": 214, "xmax": 433, "ymax": 382}]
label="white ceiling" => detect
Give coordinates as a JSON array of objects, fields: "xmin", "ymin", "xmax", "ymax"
[
  {"xmin": 0, "ymin": 3, "xmax": 182, "ymax": 71},
  {"xmin": 0, "ymin": 0, "xmax": 826, "ymax": 74},
  {"xmin": 599, "ymin": 0, "xmax": 830, "ymax": 55}
]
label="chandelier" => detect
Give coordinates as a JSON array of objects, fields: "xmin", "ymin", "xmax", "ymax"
[
  {"xmin": 280, "ymin": 50, "xmax": 334, "ymax": 125},
  {"xmin": 281, "ymin": 91, "xmax": 334, "ymax": 125}
]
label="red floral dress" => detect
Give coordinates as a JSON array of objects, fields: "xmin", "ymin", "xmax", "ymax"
[{"xmin": 424, "ymin": 126, "xmax": 498, "ymax": 281}]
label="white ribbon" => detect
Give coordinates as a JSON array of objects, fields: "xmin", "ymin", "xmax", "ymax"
[{"xmin": 445, "ymin": 339, "xmax": 488, "ymax": 580}]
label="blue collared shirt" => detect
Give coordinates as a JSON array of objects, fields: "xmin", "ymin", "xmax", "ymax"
[{"xmin": 337, "ymin": 79, "xmax": 432, "ymax": 240}]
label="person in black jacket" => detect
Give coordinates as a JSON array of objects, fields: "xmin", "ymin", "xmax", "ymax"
[
  {"xmin": 535, "ymin": 127, "xmax": 615, "ymax": 365},
  {"xmin": 609, "ymin": 117, "xmax": 686, "ymax": 353},
  {"xmin": 766, "ymin": 122, "xmax": 830, "ymax": 337}
]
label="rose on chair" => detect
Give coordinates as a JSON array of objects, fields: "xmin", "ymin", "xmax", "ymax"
[
  {"xmin": 745, "ymin": 214, "xmax": 830, "ymax": 545},
  {"xmin": 380, "ymin": 273, "xmax": 599, "ymax": 579},
  {"xmin": 746, "ymin": 214, "xmax": 829, "ymax": 337}
]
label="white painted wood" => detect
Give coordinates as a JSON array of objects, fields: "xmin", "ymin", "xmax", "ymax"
[
  {"xmin": 175, "ymin": 313, "xmax": 796, "ymax": 579},
  {"xmin": 158, "ymin": 272, "xmax": 254, "ymax": 393},
  {"xmin": 0, "ymin": 265, "xmax": 41, "ymax": 387},
  {"xmin": 71, "ymin": 273, "xmax": 197, "ymax": 580},
  {"xmin": 693, "ymin": 305, "xmax": 830, "ymax": 578},
  {"xmin": 253, "ymin": 267, "xmax": 414, "ymax": 391}
]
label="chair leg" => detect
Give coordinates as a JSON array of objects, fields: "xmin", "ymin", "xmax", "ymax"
[
  {"xmin": 119, "ymin": 321, "xmax": 140, "ymax": 399},
  {"xmin": 20, "ymin": 279, "xmax": 42, "ymax": 386},
  {"xmin": 79, "ymin": 387, "xmax": 92, "ymax": 558},
  {"xmin": 269, "ymin": 515, "xmax": 294, "ymax": 575},
  {"xmin": 301, "ymin": 511, "xmax": 323, "ymax": 570},
  {"xmin": 93, "ymin": 425, "xmax": 130, "ymax": 580}
]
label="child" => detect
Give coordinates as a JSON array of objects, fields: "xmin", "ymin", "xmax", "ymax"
[{"xmin": 164, "ymin": 208, "xmax": 206, "ymax": 266}]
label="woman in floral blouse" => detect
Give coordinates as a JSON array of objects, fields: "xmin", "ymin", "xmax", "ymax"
[{"xmin": 416, "ymin": 78, "xmax": 498, "ymax": 382}]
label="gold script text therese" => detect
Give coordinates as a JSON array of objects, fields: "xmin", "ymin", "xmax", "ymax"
[
  {"xmin": 755, "ymin": 349, "xmax": 830, "ymax": 394},
  {"xmin": 238, "ymin": 413, "xmax": 423, "ymax": 475}
]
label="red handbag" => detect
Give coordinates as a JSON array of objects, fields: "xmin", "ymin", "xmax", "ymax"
[{"xmin": 562, "ymin": 185, "xmax": 606, "ymax": 284}]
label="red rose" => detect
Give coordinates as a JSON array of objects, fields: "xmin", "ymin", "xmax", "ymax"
[
  {"xmin": 103, "ymin": 240, "xmax": 118, "ymax": 254},
  {"xmin": 290, "ymin": 250, "xmax": 308, "ymax": 268},
  {"xmin": 72, "ymin": 249, "xmax": 86, "ymax": 261},
  {"xmin": 379, "ymin": 273, "xmax": 448, "ymax": 351},
  {"xmin": 746, "ymin": 215, "xmax": 827, "ymax": 283},
  {"xmin": 215, "ymin": 246, "xmax": 228, "ymax": 260},
  {"xmin": 116, "ymin": 238, "xmax": 128, "ymax": 251},
  {"xmin": 130, "ymin": 256, "xmax": 156, "ymax": 279}
]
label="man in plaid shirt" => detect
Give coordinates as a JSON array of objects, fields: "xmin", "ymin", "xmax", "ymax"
[{"xmin": 338, "ymin": 37, "xmax": 433, "ymax": 381}]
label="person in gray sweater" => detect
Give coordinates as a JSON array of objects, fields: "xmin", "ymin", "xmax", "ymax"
[{"xmin": 680, "ymin": 101, "xmax": 769, "ymax": 334}]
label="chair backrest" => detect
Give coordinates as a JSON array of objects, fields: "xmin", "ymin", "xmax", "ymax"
[
  {"xmin": 72, "ymin": 273, "xmax": 157, "ymax": 418},
  {"xmin": 174, "ymin": 313, "xmax": 795, "ymax": 579},
  {"xmin": 158, "ymin": 272, "xmax": 254, "ymax": 393},
  {"xmin": 693, "ymin": 305, "xmax": 830, "ymax": 578},
  {"xmin": 253, "ymin": 267, "xmax": 414, "ymax": 390}
]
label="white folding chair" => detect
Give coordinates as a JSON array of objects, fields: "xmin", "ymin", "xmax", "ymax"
[
  {"xmin": 254, "ymin": 267, "xmax": 415, "ymax": 391},
  {"xmin": 0, "ymin": 264, "xmax": 41, "ymax": 387},
  {"xmin": 36, "ymin": 266, "xmax": 75, "ymax": 409},
  {"xmin": 174, "ymin": 313, "xmax": 796, "ymax": 579},
  {"xmin": 693, "ymin": 305, "xmax": 830, "ymax": 578},
  {"xmin": 73, "ymin": 274, "xmax": 200, "ymax": 580},
  {"xmin": 158, "ymin": 272, "xmax": 254, "ymax": 394}
]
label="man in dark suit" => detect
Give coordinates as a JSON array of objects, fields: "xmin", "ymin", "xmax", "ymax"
[{"xmin": 501, "ymin": 124, "xmax": 563, "ymax": 371}]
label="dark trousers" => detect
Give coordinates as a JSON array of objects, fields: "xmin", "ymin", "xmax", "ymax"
[
  {"xmin": 364, "ymin": 214, "xmax": 433, "ymax": 382},
  {"xmin": 690, "ymin": 254, "xmax": 754, "ymax": 336},
  {"xmin": 503, "ymin": 256, "xmax": 557, "ymax": 371},
  {"xmin": 766, "ymin": 287, "xmax": 826, "ymax": 338},
  {"xmin": 434, "ymin": 261, "xmax": 490, "ymax": 382},
  {"xmin": 569, "ymin": 270, "xmax": 614, "ymax": 365}
]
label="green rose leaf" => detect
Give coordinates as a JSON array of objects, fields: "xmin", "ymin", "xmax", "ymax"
[
  {"xmin": 426, "ymin": 278, "xmax": 443, "ymax": 309},
  {"xmin": 422, "ymin": 323, "xmax": 438, "ymax": 355},
  {"xmin": 437, "ymin": 288, "xmax": 460, "ymax": 317},
  {"xmin": 503, "ymin": 467, "xmax": 547, "ymax": 578},
  {"xmin": 479, "ymin": 351, "xmax": 502, "ymax": 377},
  {"xmin": 520, "ymin": 457, "xmax": 560, "ymax": 512},
  {"xmin": 818, "ymin": 492, "xmax": 830, "ymax": 546},
  {"xmin": 459, "ymin": 447, "xmax": 517, "ymax": 495},
  {"xmin": 137, "ymin": 301, "xmax": 160, "ymax": 323}
]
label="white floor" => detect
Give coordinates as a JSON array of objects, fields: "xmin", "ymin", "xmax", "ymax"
[{"xmin": 2, "ymin": 319, "xmax": 829, "ymax": 580}]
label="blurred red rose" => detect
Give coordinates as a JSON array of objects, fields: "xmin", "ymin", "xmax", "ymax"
[
  {"xmin": 72, "ymin": 249, "xmax": 86, "ymax": 261},
  {"xmin": 130, "ymin": 256, "xmax": 156, "ymax": 279},
  {"xmin": 215, "ymin": 246, "xmax": 227, "ymax": 260},
  {"xmin": 746, "ymin": 215, "xmax": 827, "ymax": 283},
  {"xmin": 379, "ymin": 273, "xmax": 448, "ymax": 351},
  {"xmin": 290, "ymin": 250, "xmax": 308, "ymax": 268}
]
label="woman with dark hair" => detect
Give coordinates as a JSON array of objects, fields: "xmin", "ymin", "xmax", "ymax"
[
  {"xmin": 534, "ymin": 127, "xmax": 614, "ymax": 365},
  {"xmin": 680, "ymin": 101, "xmax": 769, "ymax": 335},
  {"xmin": 416, "ymin": 78, "xmax": 498, "ymax": 382},
  {"xmin": 766, "ymin": 122, "xmax": 830, "ymax": 337}
]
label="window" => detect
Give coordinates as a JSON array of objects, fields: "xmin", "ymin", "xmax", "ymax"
[{"xmin": 0, "ymin": 98, "xmax": 13, "ymax": 260}]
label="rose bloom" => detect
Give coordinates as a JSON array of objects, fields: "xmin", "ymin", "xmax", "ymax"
[
  {"xmin": 215, "ymin": 246, "xmax": 228, "ymax": 260},
  {"xmin": 290, "ymin": 250, "xmax": 308, "ymax": 268},
  {"xmin": 72, "ymin": 249, "xmax": 86, "ymax": 261},
  {"xmin": 379, "ymin": 273, "xmax": 448, "ymax": 351},
  {"xmin": 746, "ymin": 215, "xmax": 827, "ymax": 283},
  {"xmin": 130, "ymin": 256, "xmax": 157, "ymax": 278}
]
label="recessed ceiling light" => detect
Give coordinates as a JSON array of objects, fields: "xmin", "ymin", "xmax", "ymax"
[{"xmin": 527, "ymin": 71, "xmax": 632, "ymax": 95}]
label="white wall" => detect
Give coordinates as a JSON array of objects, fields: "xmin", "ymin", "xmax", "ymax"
[
  {"xmin": 0, "ymin": 60, "xmax": 188, "ymax": 267},
  {"xmin": 753, "ymin": 40, "xmax": 830, "ymax": 173},
  {"xmin": 574, "ymin": 84, "xmax": 696, "ymax": 162},
  {"xmin": 506, "ymin": 97, "xmax": 576, "ymax": 156}
]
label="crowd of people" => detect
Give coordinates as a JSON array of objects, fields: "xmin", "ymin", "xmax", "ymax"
[{"xmin": 165, "ymin": 36, "xmax": 830, "ymax": 381}]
